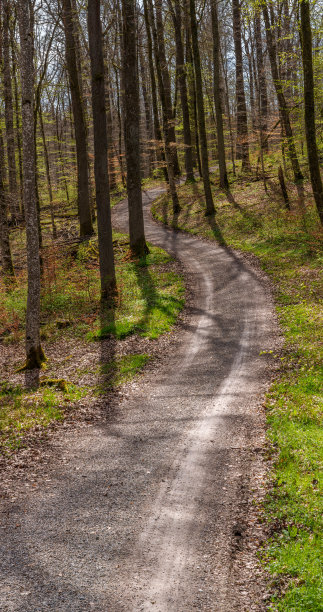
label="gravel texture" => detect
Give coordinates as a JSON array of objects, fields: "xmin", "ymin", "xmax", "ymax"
[{"xmin": 0, "ymin": 186, "xmax": 278, "ymax": 611}]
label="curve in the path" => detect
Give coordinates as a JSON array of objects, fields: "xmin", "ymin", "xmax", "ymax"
[{"xmin": 0, "ymin": 186, "xmax": 274, "ymax": 612}]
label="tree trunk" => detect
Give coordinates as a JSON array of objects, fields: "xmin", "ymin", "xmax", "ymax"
[
  {"xmin": 262, "ymin": 1, "xmax": 303, "ymax": 183},
  {"xmin": 232, "ymin": 0, "xmax": 251, "ymax": 172},
  {"xmin": 121, "ymin": 0, "xmax": 148, "ymax": 255},
  {"xmin": 114, "ymin": 66, "xmax": 126, "ymax": 187},
  {"xmin": 0, "ymin": 124, "xmax": 14, "ymax": 279},
  {"xmin": 39, "ymin": 106, "xmax": 57, "ymax": 239},
  {"xmin": 18, "ymin": 1, "xmax": 45, "ymax": 369},
  {"xmin": 142, "ymin": 0, "xmax": 167, "ymax": 180},
  {"xmin": 147, "ymin": 0, "xmax": 180, "ymax": 213},
  {"xmin": 61, "ymin": 0, "xmax": 93, "ymax": 237},
  {"xmin": 189, "ymin": 0, "xmax": 215, "ymax": 214},
  {"xmin": 169, "ymin": 0, "xmax": 194, "ymax": 182},
  {"xmin": 10, "ymin": 15, "xmax": 23, "ymax": 213},
  {"xmin": 154, "ymin": 0, "xmax": 181, "ymax": 176},
  {"xmin": 139, "ymin": 41, "xmax": 154, "ymax": 177},
  {"xmin": 254, "ymin": 9, "xmax": 268, "ymax": 152},
  {"xmin": 211, "ymin": 0, "xmax": 228, "ymax": 188},
  {"xmin": 104, "ymin": 67, "xmax": 118, "ymax": 191},
  {"xmin": 2, "ymin": 0, "xmax": 19, "ymax": 222},
  {"xmin": 300, "ymin": 0, "xmax": 323, "ymax": 224},
  {"xmin": 88, "ymin": 0, "xmax": 117, "ymax": 299}
]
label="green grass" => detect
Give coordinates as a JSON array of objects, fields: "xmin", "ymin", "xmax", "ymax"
[
  {"xmin": 0, "ymin": 380, "xmax": 88, "ymax": 452},
  {"xmin": 152, "ymin": 173, "xmax": 323, "ymax": 610},
  {"xmin": 86, "ymin": 246, "xmax": 184, "ymax": 341},
  {"xmin": 95, "ymin": 354, "xmax": 150, "ymax": 393},
  {"xmin": 0, "ymin": 234, "xmax": 184, "ymax": 346},
  {"xmin": 0, "ymin": 222, "xmax": 184, "ymax": 454}
]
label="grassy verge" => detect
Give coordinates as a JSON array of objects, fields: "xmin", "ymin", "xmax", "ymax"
[
  {"xmin": 0, "ymin": 225, "xmax": 184, "ymax": 454},
  {"xmin": 152, "ymin": 174, "xmax": 322, "ymax": 610}
]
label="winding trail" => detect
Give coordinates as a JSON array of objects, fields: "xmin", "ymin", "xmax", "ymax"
[{"xmin": 0, "ymin": 186, "xmax": 275, "ymax": 611}]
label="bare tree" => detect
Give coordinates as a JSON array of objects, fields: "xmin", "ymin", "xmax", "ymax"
[
  {"xmin": 121, "ymin": 0, "xmax": 148, "ymax": 255},
  {"xmin": 232, "ymin": 0, "xmax": 251, "ymax": 172},
  {"xmin": 211, "ymin": 0, "xmax": 228, "ymax": 188},
  {"xmin": 61, "ymin": 0, "xmax": 94, "ymax": 237},
  {"xmin": 88, "ymin": 0, "xmax": 117, "ymax": 299},
  {"xmin": 300, "ymin": 0, "xmax": 323, "ymax": 224},
  {"xmin": 189, "ymin": 0, "xmax": 215, "ymax": 214},
  {"xmin": 18, "ymin": 0, "xmax": 45, "ymax": 368},
  {"xmin": 2, "ymin": 0, "xmax": 20, "ymax": 222}
]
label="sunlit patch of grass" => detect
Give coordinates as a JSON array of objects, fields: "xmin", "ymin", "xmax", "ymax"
[
  {"xmin": 95, "ymin": 354, "xmax": 150, "ymax": 393},
  {"xmin": 1, "ymin": 234, "xmax": 184, "ymax": 346},
  {"xmin": 0, "ymin": 380, "xmax": 88, "ymax": 452},
  {"xmin": 87, "ymin": 247, "xmax": 184, "ymax": 341},
  {"xmin": 152, "ymin": 171, "xmax": 323, "ymax": 609}
]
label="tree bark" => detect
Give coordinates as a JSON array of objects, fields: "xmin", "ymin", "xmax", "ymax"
[
  {"xmin": 211, "ymin": 0, "xmax": 228, "ymax": 188},
  {"xmin": 121, "ymin": 0, "xmax": 148, "ymax": 255},
  {"xmin": 88, "ymin": 0, "xmax": 117, "ymax": 299},
  {"xmin": 142, "ymin": 0, "xmax": 167, "ymax": 180},
  {"xmin": 189, "ymin": 0, "xmax": 215, "ymax": 214},
  {"xmin": 147, "ymin": 0, "xmax": 180, "ymax": 213},
  {"xmin": 0, "ymin": 124, "xmax": 14, "ymax": 278},
  {"xmin": 232, "ymin": 0, "xmax": 251, "ymax": 172},
  {"xmin": 300, "ymin": 0, "xmax": 323, "ymax": 224},
  {"xmin": 139, "ymin": 41, "xmax": 154, "ymax": 177},
  {"xmin": 254, "ymin": 9, "xmax": 268, "ymax": 152},
  {"xmin": 2, "ymin": 0, "xmax": 19, "ymax": 222},
  {"xmin": 10, "ymin": 13, "xmax": 23, "ymax": 212},
  {"xmin": 39, "ymin": 106, "xmax": 57, "ymax": 239},
  {"xmin": 61, "ymin": 0, "xmax": 93, "ymax": 237},
  {"xmin": 154, "ymin": 0, "xmax": 181, "ymax": 176},
  {"xmin": 18, "ymin": 1, "xmax": 45, "ymax": 368},
  {"xmin": 168, "ymin": 0, "xmax": 194, "ymax": 182}
]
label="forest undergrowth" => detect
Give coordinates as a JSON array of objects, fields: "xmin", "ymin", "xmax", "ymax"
[
  {"xmin": 0, "ymin": 200, "xmax": 185, "ymax": 455},
  {"xmin": 152, "ymin": 167, "xmax": 323, "ymax": 611}
]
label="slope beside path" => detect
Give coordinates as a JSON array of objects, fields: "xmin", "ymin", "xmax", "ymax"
[{"xmin": 0, "ymin": 185, "xmax": 276, "ymax": 611}]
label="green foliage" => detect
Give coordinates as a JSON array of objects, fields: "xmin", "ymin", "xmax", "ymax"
[{"xmin": 152, "ymin": 171, "xmax": 323, "ymax": 609}]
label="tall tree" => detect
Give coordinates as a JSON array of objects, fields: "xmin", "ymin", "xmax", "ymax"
[
  {"xmin": 61, "ymin": 0, "xmax": 93, "ymax": 237},
  {"xmin": 143, "ymin": 0, "xmax": 168, "ymax": 180},
  {"xmin": 18, "ymin": 0, "xmax": 45, "ymax": 368},
  {"xmin": 121, "ymin": 0, "xmax": 148, "ymax": 255},
  {"xmin": 262, "ymin": 1, "xmax": 303, "ymax": 183},
  {"xmin": 2, "ymin": 0, "xmax": 20, "ymax": 222},
  {"xmin": 211, "ymin": 0, "xmax": 228, "ymax": 188},
  {"xmin": 147, "ymin": 0, "xmax": 180, "ymax": 214},
  {"xmin": 154, "ymin": 0, "xmax": 181, "ymax": 177},
  {"xmin": 232, "ymin": 0, "xmax": 251, "ymax": 172},
  {"xmin": 189, "ymin": 0, "xmax": 215, "ymax": 214},
  {"xmin": 300, "ymin": 0, "xmax": 323, "ymax": 225},
  {"xmin": 254, "ymin": 8, "xmax": 268, "ymax": 152},
  {"xmin": 87, "ymin": 0, "xmax": 117, "ymax": 299},
  {"xmin": 168, "ymin": 0, "xmax": 194, "ymax": 182},
  {"xmin": 0, "ymin": 123, "xmax": 14, "ymax": 279}
]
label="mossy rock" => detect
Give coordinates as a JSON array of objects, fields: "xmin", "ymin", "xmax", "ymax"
[{"xmin": 40, "ymin": 378, "xmax": 68, "ymax": 392}]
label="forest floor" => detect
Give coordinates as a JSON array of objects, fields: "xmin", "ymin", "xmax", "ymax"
[
  {"xmin": 0, "ymin": 180, "xmax": 278, "ymax": 611},
  {"xmin": 152, "ymin": 171, "xmax": 322, "ymax": 611}
]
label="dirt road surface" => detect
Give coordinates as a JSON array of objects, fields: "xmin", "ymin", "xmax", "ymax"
[{"xmin": 0, "ymin": 187, "xmax": 275, "ymax": 611}]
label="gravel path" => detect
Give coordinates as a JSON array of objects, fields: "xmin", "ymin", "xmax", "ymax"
[{"xmin": 0, "ymin": 187, "xmax": 276, "ymax": 611}]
